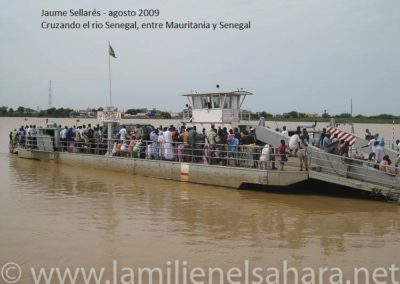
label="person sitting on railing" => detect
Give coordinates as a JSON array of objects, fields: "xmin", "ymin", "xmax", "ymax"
[
  {"xmin": 120, "ymin": 140, "xmax": 130, "ymax": 157},
  {"xmin": 132, "ymin": 138, "xmax": 145, "ymax": 158},
  {"xmin": 379, "ymin": 155, "xmax": 396, "ymax": 175},
  {"xmin": 127, "ymin": 135, "xmax": 136, "ymax": 155}
]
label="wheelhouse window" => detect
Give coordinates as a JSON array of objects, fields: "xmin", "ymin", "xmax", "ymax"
[
  {"xmin": 212, "ymin": 95, "xmax": 220, "ymax": 108},
  {"xmin": 201, "ymin": 97, "xmax": 211, "ymax": 108},
  {"xmin": 230, "ymin": 96, "xmax": 239, "ymax": 109},
  {"xmin": 192, "ymin": 96, "xmax": 202, "ymax": 109}
]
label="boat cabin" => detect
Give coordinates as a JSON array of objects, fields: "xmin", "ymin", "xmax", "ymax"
[{"xmin": 182, "ymin": 90, "xmax": 253, "ymax": 128}]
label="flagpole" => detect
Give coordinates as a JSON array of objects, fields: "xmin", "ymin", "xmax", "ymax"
[{"xmin": 108, "ymin": 41, "xmax": 112, "ymax": 107}]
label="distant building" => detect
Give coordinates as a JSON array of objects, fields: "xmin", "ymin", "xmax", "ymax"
[
  {"xmin": 306, "ymin": 113, "xmax": 319, "ymax": 118},
  {"xmin": 170, "ymin": 112, "xmax": 181, "ymax": 118},
  {"xmin": 72, "ymin": 108, "xmax": 96, "ymax": 118}
]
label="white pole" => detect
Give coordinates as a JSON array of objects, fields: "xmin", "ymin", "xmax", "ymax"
[
  {"xmin": 350, "ymin": 97, "xmax": 353, "ymax": 117},
  {"xmin": 108, "ymin": 41, "xmax": 112, "ymax": 107},
  {"xmin": 107, "ymin": 122, "xmax": 112, "ymax": 156},
  {"xmin": 393, "ymin": 120, "xmax": 395, "ymax": 150}
]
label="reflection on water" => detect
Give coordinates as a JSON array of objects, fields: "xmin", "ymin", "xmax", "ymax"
[{"xmin": 1, "ymin": 154, "xmax": 399, "ymax": 274}]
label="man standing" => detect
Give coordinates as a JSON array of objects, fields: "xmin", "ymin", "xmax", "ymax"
[
  {"xmin": 281, "ymin": 126, "xmax": 288, "ymax": 136},
  {"xmin": 119, "ymin": 125, "xmax": 127, "ymax": 142},
  {"xmin": 288, "ymin": 131, "xmax": 301, "ymax": 156},
  {"xmin": 374, "ymin": 139, "xmax": 386, "ymax": 167},
  {"xmin": 188, "ymin": 126, "xmax": 198, "ymax": 162}
]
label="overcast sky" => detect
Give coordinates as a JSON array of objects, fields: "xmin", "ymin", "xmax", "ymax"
[{"xmin": 0, "ymin": 0, "xmax": 399, "ymax": 115}]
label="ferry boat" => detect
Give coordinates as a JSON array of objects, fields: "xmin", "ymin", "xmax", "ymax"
[{"xmin": 11, "ymin": 89, "xmax": 400, "ymax": 202}]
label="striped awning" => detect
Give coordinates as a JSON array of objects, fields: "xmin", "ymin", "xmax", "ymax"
[{"xmin": 326, "ymin": 126, "xmax": 357, "ymax": 146}]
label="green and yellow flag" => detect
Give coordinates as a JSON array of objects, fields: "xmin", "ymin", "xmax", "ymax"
[{"xmin": 109, "ymin": 44, "xmax": 116, "ymax": 58}]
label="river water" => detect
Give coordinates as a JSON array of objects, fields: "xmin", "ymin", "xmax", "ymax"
[{"xmin": 0, "ymin": 117, "xmax": 399, "ymax": 283}]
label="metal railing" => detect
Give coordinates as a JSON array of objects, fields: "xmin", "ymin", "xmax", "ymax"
[
  {"xmin": 14, "ymin": 135, "xmax": 305, "ymax": 171},
  {"xmin": 307, "ymin": 147, "xmax": 400, "ymax": 190}
]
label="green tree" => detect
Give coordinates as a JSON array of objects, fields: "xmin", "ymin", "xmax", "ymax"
[
  {"xmin": 258, "ymin": 111, "xmax": 274, "ymax": 119},
  {"xmin": 17, "ymin": 106, "xmax": 25, "ymax": 114},
  {"xmin": 338, "ymin": 112, "xmax": 352, "ymax": 118},
  {"xmin": 159, "ymin": 111, "xmax": 171, "ymax": 119},
  {"xmin": 0, "ymin": 106, "xmax": 8, "ymax": 116}
]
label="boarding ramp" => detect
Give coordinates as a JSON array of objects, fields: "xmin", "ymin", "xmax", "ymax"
[
  {"xmin": 327, "ymin": 126, "xmax": 398, "ymax": 162},
  {"xmin": 255, "ymin": 124, "xmax": 399, "ymax": 198},
  {"xmin": 308, "ymin": 147, "xmax": 400, "ymax": 197},
  {"xmin": 255, "ymin": 126, "xmax": 290, "ymax": 148}
]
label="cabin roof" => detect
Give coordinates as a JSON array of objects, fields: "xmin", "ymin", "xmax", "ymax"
[{"xmin": 182, "ymin": 90, "xmax": 254, "ymax": 97}]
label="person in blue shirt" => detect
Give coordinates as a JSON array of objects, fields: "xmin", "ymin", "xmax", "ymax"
[{"xmin": 322, "ymin": 133, "xmax": 332, "ymax": 151}]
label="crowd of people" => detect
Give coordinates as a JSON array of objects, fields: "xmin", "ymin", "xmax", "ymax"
[
  {"xmin": 362, "ymin": 131, "xmax": 400, "ymax": 174},
  {"xmin": 10, "ymin": 122, "xmax": 400, "ymax": 176},
  {"xmin": 314, "ymin": 127, "xmax": 399, "ymax": 175},
  {"xmin": 10, "ymin": 125, "xmax": 38, "ymax": 149},
  {"xmin": 114, "ymin": 124, "xmax": 269, "ymax": 168}
]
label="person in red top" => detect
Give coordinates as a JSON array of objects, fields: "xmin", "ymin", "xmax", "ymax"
[{"xmin": 278, "ymin": 139, "xmax": 287, "ymax": 170}]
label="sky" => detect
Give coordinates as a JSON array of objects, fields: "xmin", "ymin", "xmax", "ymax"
[{"xmin": 0, "ymin": 0, "xmax": 399, "ymax": 115}]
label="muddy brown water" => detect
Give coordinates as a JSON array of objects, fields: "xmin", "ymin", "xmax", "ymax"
[{"xmin": 1, "ymin": 118, "xmax": 399, "ymax": 282}]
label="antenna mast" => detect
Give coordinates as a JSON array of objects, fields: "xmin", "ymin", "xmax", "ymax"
[
  {"xmin": 350, "ymin": 97, "xmax": 353, "ymax": 117},
  {"xmin": 48, "ymin": 80, "xmax": 53, "ymax": 109}
]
